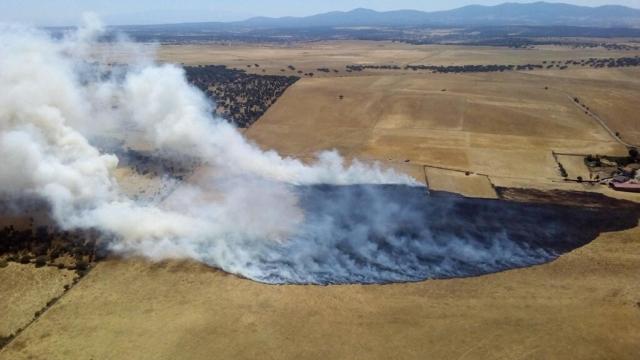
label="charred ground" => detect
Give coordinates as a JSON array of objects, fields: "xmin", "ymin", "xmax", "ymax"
[{"xmin": 2, "ymin": 187, "xmax": 638, "ymax": 285}]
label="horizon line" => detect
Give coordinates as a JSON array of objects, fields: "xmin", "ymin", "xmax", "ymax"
[{"xmin": 28, "ymin": 1, "xmax": 640, "ymax": 28}]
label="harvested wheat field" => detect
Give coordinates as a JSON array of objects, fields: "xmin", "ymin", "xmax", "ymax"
[
  {"xmin": 2, "ymin": 223, "xmax": 639, "ymax": 360},
  {"xmin": 0, "ymin": 263, "xmax": 77, "ymax": 341},
  {"xmin": 246, "ymin": 69, "xmax": 635, "ymax": 193}
]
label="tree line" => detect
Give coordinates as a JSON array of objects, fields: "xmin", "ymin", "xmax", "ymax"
[{"xmin": 346, "ymin": 56, "xmax": 640, "ymax": 74}]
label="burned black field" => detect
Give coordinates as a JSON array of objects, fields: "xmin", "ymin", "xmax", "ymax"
[
  {"xmin": 4, "ymin": 186, "xmax": 637, "ymax": 285},
  {"xmin": 230, "ymin": 185, "xmax": 640, "ymax": 284}
]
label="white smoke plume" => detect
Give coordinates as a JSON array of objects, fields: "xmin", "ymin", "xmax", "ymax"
[
  {"xmin": 2, "ymin": 17, "xmax": 622, "ymax": 284},
  {"xmin": 0, "ymin": 16, "xmax": 419, "ymax": 278}
]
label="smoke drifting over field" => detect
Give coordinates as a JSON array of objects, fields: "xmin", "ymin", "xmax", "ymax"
[{"xmin": 1, "ymin": 17, "xmax": 635, "ymax": 284}]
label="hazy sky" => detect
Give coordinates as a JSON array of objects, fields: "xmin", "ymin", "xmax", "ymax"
[{"xmin": 2, "ymin": 0, "xmax": 639, "ymax": 26}]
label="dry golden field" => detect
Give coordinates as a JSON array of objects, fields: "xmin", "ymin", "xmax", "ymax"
[
  {"xmin": 2, "ymin": 41, "xmax": 640, "ymax": 359},
  {"xmin": 156, "ymin": 40, "xmax": 640, "ymax": 75},
  {"xmin": 0, "ymin": 263, "xmax": 76, "ymax": 339},
  {"xmin": 2, "ymin": 225, "xmax": 639, "ymax": 360},
  {"xmin": 153, "ymin": 41, "xmax": 640, "ymax": 189},
  {"xmin": 246, "ymin": 69, "xmax": 637, "ymax": 193}
]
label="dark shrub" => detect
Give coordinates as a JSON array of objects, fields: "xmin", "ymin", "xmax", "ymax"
[
  {"xmin": 75, "ymin": 260, "xmax": 89, "ymax": 271},
  {"xmin": 34, "ymin": 256, "xmax": 47, "ymax": 268}
]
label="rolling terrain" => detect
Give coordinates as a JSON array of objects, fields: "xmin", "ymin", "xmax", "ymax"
[
  {"xmin": 234, "ymin": 2, "xmax": 640, "ymax": 28},
  {"xmin": 2, "ymin": 35, "xmax": 640, "ymax": 359}
]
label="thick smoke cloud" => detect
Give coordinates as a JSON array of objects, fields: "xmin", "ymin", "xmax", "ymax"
[
  {"xmin": 0, "ymin": 17, "xmax": 416, "ymax": 278},
  {"xmin": 2, "ymin": 17, "xmax": 629, "ymax": 284}
]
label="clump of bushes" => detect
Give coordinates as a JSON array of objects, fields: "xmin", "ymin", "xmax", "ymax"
[
  {"xmin": 585, "ymin": 155, "xmax": 601, "ymax": 167},
  {"xmin": 558, "ymin": 163, "xmax": 568, "ymax": 178},
  {"xmin": 75, "ymin": 260, "xmax": 89, "ymax": 271},
  {"xmin": 19, "ymin": 255, "xmax": 32, "ymax": 264},
  {"xmin": 34, "ymin": 255, "xmax": 47, "ymax": 268},
  {"xmin": 0, "ymin": 335, "xmax": 14, "ymax": 349}
]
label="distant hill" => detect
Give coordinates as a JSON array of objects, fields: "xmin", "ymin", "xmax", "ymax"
[{"xmin": 233, "ymin": 2, "xmax": 640, "ymax": 28}]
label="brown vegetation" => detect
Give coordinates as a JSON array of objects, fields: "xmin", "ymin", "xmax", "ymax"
[{"xmin": 184, "ymin": 65, "xmax": 298, "ymax": 127}]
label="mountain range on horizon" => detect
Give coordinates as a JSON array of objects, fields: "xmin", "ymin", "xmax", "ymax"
[{"xmin": 121, "ymin": 2, "xmax": 640, "ymax": 29}]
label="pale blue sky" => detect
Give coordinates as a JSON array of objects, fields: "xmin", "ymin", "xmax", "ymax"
[{"xmin": 1, "ymin": 0, "xmax": 639, "ymax": 26}]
